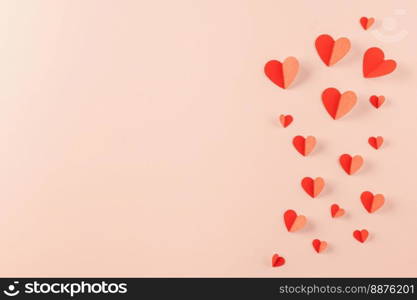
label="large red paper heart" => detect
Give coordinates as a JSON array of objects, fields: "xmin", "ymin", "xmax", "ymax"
[
  {"xmin": 353, "ymin": 229, "xmax": 369, "ymax": 243},
  {"xmin": 312, "ymin": 239, "xmax": 327, "ymax": 253},
  {"xmin": 301, "ymin": 177, "xmax": 324, "ymax": 198},
  {"xmin": 339, "ymin": 154, "xmax": 363, "ymax": 175},
  {"xmin": 315, "ymin": 34, "xmax": 350, "ymax": 66},
  {"xmin": 272, "ymin": 254, "xmax": 285, "ymax": 267},
  {"xmin": 322, "ymin": 88, "xmax": 357, "ymax": 120},
  {"xmin": 368, "ymin": 136, "xmax": 384, "ymax": 149},
  {"xmin": 361, "ymin": 191, "xmax": 385, "ymax": 213},
  {"xmin": 264, "ymin": 57, "xmax": 299, "ymax": 89},
  {"xmin": 369, "ymin": 95, "xmax": 385, "ymax": 109},
  {"xmin": 283, "ymin": 209, "xmax": 307, "ymax": 232},
  {"xmin": 292, "ymin": 136, "xmax": 316, "ymax": 156},
  {"xmin": 363, "ymin": 47, "xmax": 397, "ymax": 78},
  {"xmin": 279, "ymin": 114, "xmax": 293, "ymax": 128}
]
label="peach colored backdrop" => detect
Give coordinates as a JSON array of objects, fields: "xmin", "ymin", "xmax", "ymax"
[{"xmin": 0, "ymin": 0, "xmax": 416, "ymax": 277}]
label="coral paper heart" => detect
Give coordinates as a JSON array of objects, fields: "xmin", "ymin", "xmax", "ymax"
[
  {"xmin": 312, "ymin": 239, "xmax": 327, "ymax": 253},
  {"xmin": 363, "ymin": 47, "xmax": 397, "ymax": 78},
  {"xmin": 315, "ymin": 34, "xmax": 351, "ymax": 66},
  {"xmin": 353, "ymin": 229, "xmax": 369, "ymax": 243},
  {"xmin": 368, "ymin": 136, "xmax": 384, "ymax": 149},
  {"xmin": 264, "ymin": 57, "xmax": 299, "ymax": 89},
  {"xmin": 279, "ymin": 114, "xmax": 293, "ymax": 128},
  {"xmin": 330, "ymin": 204, "xmax": 345, "ymax": 218},
  {"xmin": 360, "ymin": 17, "xmax": 375, "ymax": 30},
  {"xmin": 339, "ymin": 154, "xmax": 363, "ymax": 175},
  {"xmin": 272, "ymin": 254, "xmax": 285, "ymax": 267},
  {"xmin": 284, "ymin": 209, "xmax": 307, "ymax": 232},
  {"xmin": 292, "ymin": 136, "xmax": 316, "ymax": 156},
  {"xmin": 361, "ymin": 191, "xmax": 385, "ymax": 213},
  {"xmin": 322, "ymin": 88, "xmax": 357, "ymax": 120},
  {"xmin": 369, "ymin": 95, "xmax": 385, "ymax": 109},
  {"xmin": 301, "ymin": 177, "xmax": 325, "ymax": 198}
]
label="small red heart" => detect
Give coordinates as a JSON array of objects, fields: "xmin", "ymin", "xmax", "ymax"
[
  {"xmin": 361, "ymin": 191, "xmax": 385, "ymax": 213},
  {"xmin": 264, "ymin": 57, "xmax": 299, "ymax": 89},
  {"xmin": 353, "ymin": 229, "xmax": 369, "ymax": 243},
  {"xmin": 369, "ymin": 95, "xmax": 385, "ymax": 108},
  {"xmin": 301, "ymin": 177, "xmax": 325, "ymax": 198},
  {"xmin": 283, "ymin": 209, "xmax": 307, "ymax": 232},
  {"xmin": 272, "ymin": 254, "xmax": 285, "ymax": 267},
  {"xmin": 360, "ymin": 17, "xmax": 375, "ymax": 30},
  {"xmin": 368, "ymin": 136, "xmax": 384, "ymax": 149},
  {"xmin": 363, "ymin": 47, "xmax": 397, "ymax": 78},
  {"xmin": 279, "ymin": 114, "xmax": 293, "ymax": 128},
  {"xmin": 339, "ymin": 154, "xmax": 363, "ymax": 175},
  {"xmin": 330, "ymin": 204, "xmax": 345, "ymax": 218},
  {"xmin": 312, "ymin": 239, "xmax": 327, "ymax": 253},
  {"xmin": 321, "ymin": 87, "xmax": 357, "ymax": 120},
  {"xmin": 292, "ymin": 136, "xmax": 316, "ymax": 156},
  {"xmin": 315, "ymin": 34, "xmax": 351, "ymax": 66}
]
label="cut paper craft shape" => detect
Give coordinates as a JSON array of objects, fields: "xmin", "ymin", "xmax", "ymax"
[
  {"xmin": 339, "ymin": 154, "xmax": 363, "ymax": 175},
  {"xmin": 353, "ymin": 229, "xmax": 369, "ymax": 243},
  {"xmin": 330, "ymin": 204, "xmax": 345, "ymax": 218},
  {"xmin": 292, "ymin": 135, "xmax": 316, "ymax": 156},
  {"xmin": 315, "ymin": 34, "xmax": 351, "ymax": 66},
  {"xmin": 361, "ymin": 191, "xmax": 385, "ymax": 213},
  {"xmin": 272, "ymin": 253, "xmax": 286, "ymax": 267},
  {"xmin": 301, "ymin": 177, "xmax": 325, "ymax": 198},
  {"xmin": 360, "ymin": 17, "xmax": 375, "ymax": 30},
  {"xmin": 322, "ymin": 88, "xmax": 357, "ymax": 120},
  {"xmin": 368, "ymin": 136, "xmax": 384, "ymax": 149},
  {"xmin": 369, "ymin": 95, "xmax": 385, "ymax": 109},
  {"xmin": 312, "ymin": 239, "xmax": 327, "ymax": 253},
  {"xmin": 264, "ymin": 57, "xmax": 299, "ymax": 89},
  {"xmin": 283, "ymin": 209, "xmax": 307, "ymax": 232},
  {"xmin": 279, "ymin": 114, "xmax": 293, "ymax": 128},
  {"xmin": 363, "ymin": 47, "xmax": 397, "ymax": 78}
]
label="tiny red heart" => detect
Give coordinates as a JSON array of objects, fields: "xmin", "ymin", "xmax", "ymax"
[
  {"xmin": 368, "ymin": 136, "xmax": 383, "ymax": 149},
  {"xmin": 369, "ymin": 95, "xmax": 385, "ymax": 109},
  {"xmin": 353, "ymin": 229, "xmax": 369, "ymax": 243},
  {"xmin": 279, "ymin": 114, "xmax": 293, "ymax": 128},
  {"xmin": 272, "ymin": 254, "xmax": 285, "ymax": 267}
]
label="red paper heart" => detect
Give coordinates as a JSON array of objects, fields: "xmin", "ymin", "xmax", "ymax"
[
  {"xmin": 283, "ymin": 209, "xmax": 307, "ymax": 232},
  {"xmin": 360, "ymin": 17, "xmax": 375, "ymax": 30},
  {"xmin": 292, "ymin": 136, "xmax": 316, "ymax": 156},
  {"xmin": 353, "ymin": 229, "xmax": 369, "ymax": 243},
  {"xmin": 321, "ymin": 87, "xmax": 357, "ymax": 120},
  {"xmin": 312, "ymin": 239, "xmax": 327, "ymax": 253},
  {"xmin": 272, "ymin": 254, "xmax": 285, "ymax": 267},
  {"xmin": 264, "ymin": 57, "xmax": 299, "ymax": 89},
  {"xmin": 301, "ymin": 177, "xmax": 325, "ymax": 198},
  {"xmin": 363, "ymin": 47, "xmax": 397, "ymax": 78},
  {"xmin": 369, "ymin": 95, "xmax": 385, "ymax": 108},
  {"xmin": 368, "ymin": 136, "xmax": 383, "ymax": 149},
  {"xmin": 315, "ymin": 34, "xmax": 350, "ymax": 66},
  {"xmin": 330, "ymin": 204, "xmax": 345, "ymax": 218},
  {"xmin": 361, "ymin": 191, "xmax": 385, "ymax": 213},
  {"xmin": 339, "ymin": 154, "xmax": 363, "ymax": 175},
  {"xmin": 279, "ymin": 114, "xmax": 293, "ymax": 128}
]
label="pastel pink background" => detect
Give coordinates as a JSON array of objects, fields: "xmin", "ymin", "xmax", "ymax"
[{"xmin": 0, "ymin": 0, "xmax": 416, "ymax": 277}]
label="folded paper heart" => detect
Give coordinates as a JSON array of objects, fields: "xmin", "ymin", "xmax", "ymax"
[
  {"xmin": 301, "ymin": 177, "xmax": 324, "ymax": 198},
  {"xmin": 322, "ymin": 88, "xmax": 357, "ymax": 120},
  {"xmin": 315, "ymin": 34, "xmax": 351, "ymax": 66},
  {"xmin": 312, "ymin": 239, "xmax": 327, "ymax": 253},
  {"xmin": 339, "ymin": 154, "xmax": 363, "ymax": 175},
  {"xmin": 292, "ymin": 135, "xmax": 316, "ymax": 156},
  {"xmin": 360, "ymin": 17, "xmax": 375, "ymax": 30},
  {"xmin": 272, "ymin": 254, "xmax": 286, "ymax": 267},
  {"xmin": 283, "ymin": 209, "xmax": 307, "ymax": 232},
  {"xmin": 264, "ymin": 57, "xmax": 299, "ymax": 89},
  {"xmin": 361, "ymin": 191, "xmax": 385, "ymax": 213},
  {"xmin": 353, "ymin": 229, "xmax": 369, "ymax": 243},
  {"xmin": 279, "ymin": 114, "xmax": 293, "ymax": 128},
  {"xmin": 369, "ymin": 95, "xmax": 385, "ymax": 109},
  {"xmin": 368, "ymin": 136, "xmax": 383, "ymax": 149},
  {"xmin": 363, "ymin": 47, "xmax": 397, "ymax": 78},
  {"xmin": 330, "ymin": 204, "xmax": 345, "ymax": 218}
]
